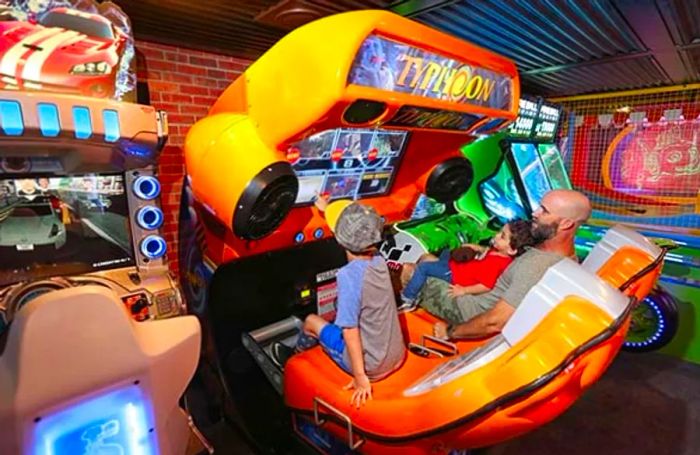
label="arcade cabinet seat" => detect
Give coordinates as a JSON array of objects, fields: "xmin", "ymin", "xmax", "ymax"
[
  {"xmin": 283, "ymin": 259, "xmax": 631, "ymax": 452},
  {"xmin": 582, "ymin": 224, "xmax": 666, "ymax": 301},
  {"xmin": 0, "ymin": 286, "xmax": 202, "ymax": 455}
]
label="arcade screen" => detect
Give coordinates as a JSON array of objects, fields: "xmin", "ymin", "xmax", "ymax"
[
  {"xmin": 511, "ymin": 143, "xmax": 552, "ymax": 211},
  {"xmin": 479, "ymin": 159, "xmax": 528, "ymax": 223},
  {"xmin": 538, "ymin": 144, "xmax": 572, "ymax": 190},
  {"xmin": 289, "ymin": 128, "xmax": 408, "ymax": 204},
  {"xmin": 532, "ymin": 103, "xmax": 562, "ymax": 142},
  {"xmin": 507, "ymin": 98, "xmax": 539, "ymax": 139},
  {"xmin": 0, "ymin": 174, "xmax": 133, "ymax": 286}
]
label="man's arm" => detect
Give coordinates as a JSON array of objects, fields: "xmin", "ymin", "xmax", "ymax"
[
  {"xmin": 342, "ymin": 327, "xmax": 372, "ymax": 408},
  {"xmin": 435, "ymin": 300, "xmax": 515, "ymax": 339}
]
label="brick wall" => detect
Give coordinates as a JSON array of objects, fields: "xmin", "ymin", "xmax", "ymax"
[{"xmin": 135, "ymin": 40, "xmax": 251, "ymax": 275}]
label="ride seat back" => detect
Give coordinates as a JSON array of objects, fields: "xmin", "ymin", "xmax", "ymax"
[
  {"xmin": 0, "ymin": 286, "xmax": 201, "ymax": 455},
  {"xmin": 502, "ymin": 258, "xmax": 628, "ymax": 346},
  {"xmin": 581, "ymin": 225, "xmax": 662, "ymax": 300}
]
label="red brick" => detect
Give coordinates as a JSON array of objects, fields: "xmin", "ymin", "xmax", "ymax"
[
  {"xmin": 144, "ymin": 60, "xmax": 174, "ymax": 72},
  {"xmin": 183, "ymin": 104, "xmax": 210, "ymax": 117},
  {"xmin": 154, "ymin": 102, "xmax": 180, "ymax": 114},
  {"xmin": 160, "ymin": 93, "xmax": 193, "ymax": 103},
  {"xmin": 218, "ymin": 60, "xmax": 249, "ymax": 72},
  {"xmin": 176, "ymin": 64, "xmax": 207, "ymax": 76},
  {"xmin": 160, "ymin": 72, "xmax": 193, "ymax": 84},
  {"xmin": 167, "ymin": 113, "xmax": 196, "ymax": 125},
  {"xmin": 190, "ymin": 56, "xmax": 218, "ymax": 67},
  {"xmin": 207, "ymin": 68, "xmax": 227, "ymax": 79},
  {"xmin": 148, "ymin": 81, "xmax": 179, "ymax": 93},
  {"xmin": 180, "ymin": 85, "xmax": 209, "ymax": 96},
  {"xmin": 192, "ymin": 95, "xmax": 217, "ymax": 106},
  {"xmin": 164, "ymin": 52, "xmax": 189, "ymax": 63}
]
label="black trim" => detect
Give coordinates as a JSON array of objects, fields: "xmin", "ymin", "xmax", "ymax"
[
  {"xmin": 232, "ymin": 161, "xmax": 298, "ymax": 240},
  {"xmin": 289, "ymin": 295, "xmax": 636, "ymax": 444}
]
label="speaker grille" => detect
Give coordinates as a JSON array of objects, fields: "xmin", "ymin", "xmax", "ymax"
[
  {"xmin": 425, "ymin": 157, "xmax": 474, "ymax": 203},
  {"xmin": 233, "ymin": 162, "xmax": 299, "ymax": 240}
]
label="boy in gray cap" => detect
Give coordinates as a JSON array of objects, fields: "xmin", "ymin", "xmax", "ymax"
[{"xmin": 271, "ymin": 196, "xmax": 405, "ymax": 408}]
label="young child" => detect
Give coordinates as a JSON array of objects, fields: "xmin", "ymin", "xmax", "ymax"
[
  {"xmin": 399, "ymin": 219, "xmax": 535, "ymax": 310},
  {"xmin": 271, "ymin": 197, "xmax": 405, "ymax": 408}
]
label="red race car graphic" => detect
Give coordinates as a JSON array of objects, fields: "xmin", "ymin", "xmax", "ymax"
[{"xmin": 0, "ymin": 7, "xmax": 127, "ymax": 98}]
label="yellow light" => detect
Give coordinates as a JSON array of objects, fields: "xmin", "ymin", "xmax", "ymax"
[{"xmin": 300, "ymin": 289, "xmax": 311, "ymax": 298}]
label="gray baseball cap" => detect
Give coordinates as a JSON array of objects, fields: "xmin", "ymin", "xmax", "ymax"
[{"xmin": 333, "ymin": 202, "xmax": 384, "ymax": 253}]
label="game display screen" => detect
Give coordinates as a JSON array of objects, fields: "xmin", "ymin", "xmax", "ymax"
[
  {"xmin": 479, "ymin": 159, "xmax": 528, "ymax": 223},
  {"xmin": 532, "ymin": 103, "xmax": 562, "ymax": 142},
  {"xmin": 511, "ymin": 143, "xmax": 552, "ymax": 211},
  {"xmin": 538, "ymin": 144, "xmax": 572, "ymax": 190},
  {"xmin": 507, "ymin": 98, "xmax": 539, "ymax": 139},
  {"xmin": 289, "ymin": 128, "xmax": 408, "ymax": 204},
  {"xmin": 0, "ymin": 174, "xmax": 134, "ymax": 286}
]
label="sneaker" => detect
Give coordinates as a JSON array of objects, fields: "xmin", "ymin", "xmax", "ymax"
[
  {"xmin": 295, "ymin": 332, "xmax": 319, "ymax": 351},
  {"xmin": 270, "ymin": 342, "xmax": 295, "ymax": 369},
  {"xmin": 397, "ymin": 296, "xmax": 419, "ymax": 313}
]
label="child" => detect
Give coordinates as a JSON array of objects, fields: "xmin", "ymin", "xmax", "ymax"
[
  {"xmin": 271, "ymin": 197, "xmax": 405, "ymax": 408},
  {"xmin": 399, "ymin": 219, "xmax": 535, "ymax": 310}
]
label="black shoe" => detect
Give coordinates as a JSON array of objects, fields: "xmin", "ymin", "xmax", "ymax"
[{"xmin": 270, "ymin": 342, "xmax": 295, "ymax": 369}]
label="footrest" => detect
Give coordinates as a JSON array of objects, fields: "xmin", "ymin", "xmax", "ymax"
[{"xmin": 241, "ymin": 316, "xmax": 302, "ymax": 394}]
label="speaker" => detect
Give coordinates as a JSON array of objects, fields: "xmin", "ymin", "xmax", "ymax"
[
  {"xmin": 233, "ymin": 162, "xmax": 298, "ymax": 240},
  {"xmin": 425, "ymin": 157, "xmax": 473, "ymax": 203}
]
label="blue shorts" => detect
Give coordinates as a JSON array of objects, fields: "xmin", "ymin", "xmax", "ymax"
[{"xmin": 319, "ymin": 324, "xmax": 351, "ymax": 373}]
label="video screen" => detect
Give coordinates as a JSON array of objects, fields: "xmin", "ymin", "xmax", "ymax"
[
  {"xmin": 533, "ymin": 103, "xmax": 562, "ymax": 142},
  {"xmin": 538, "ymin": 144, "xmax": 572, "ymax": 190},
  {"xmin": 507, "ymin": 98, "xmax": 539, "ymax": 139},
  {"xmin": 479, "ymin": 159, "xmax": 528, "ymax": 223},
  {"xmin": 511, "ymin": 143, "xmax": 552, "ymax": 211},
  {"xmin": 290, "ymin": 128, "xmax": 408, "ymax": 204},
  {"xmin": 0, "ymin": 174, "xmax": 134, "ymax": 286}
]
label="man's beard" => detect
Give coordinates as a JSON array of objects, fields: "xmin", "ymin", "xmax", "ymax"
[{"xmin": 531, "ymin": 220, "xmax": 558, "ymax": 243}]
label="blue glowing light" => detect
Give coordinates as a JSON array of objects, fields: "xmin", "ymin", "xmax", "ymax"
[
  {"xmin": 294, "ymin": 232, "xmax": 305, "ymax": 244},
  {"xmin": 624, "ymin": 297, "xmax": 666, "ymax": 348},
  {"xmin": 72, "ymin": 106, "xmax": 92, "ymax": 139},
  {"xmin": 137, "ymin": 206, "xmax": 164, "ymax": 230},
  {"xmin": 37, "ymin": 103, "xmax": 60, "ymax": 137},
  {"xmin": 133, "ymin": 176, "xmax": 160, "ymax": 200},
  {"xmin": 31, "ymin": 383, "xmax": 158, "ymax": 455},
  {"xmin": 141, "ymin": 235, "xmax": 167, "ymax": 259},
  {"xmin": 0, "ymin": 100, "xmax": 24, "ymax": 135},
  {"xmin": 313, "ymin": 228, "xmax": 324, "ymax": 239},
  {"xmin": 102, "ymin": 109, "xmax": 121, "ymax": 143}
]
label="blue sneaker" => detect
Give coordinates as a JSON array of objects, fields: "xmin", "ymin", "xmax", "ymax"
[{"xmin": 295, "ymin": 332, "xmax": 319, "ymax": 351}]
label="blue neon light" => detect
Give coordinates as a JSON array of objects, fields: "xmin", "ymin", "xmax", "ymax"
[
  {"xmin": 294, "ymin": 232, "xmax": 305, "ymax": 244},
  {"xmin": 137, "ymin": 206, "xmax": 164, "ymax": 230},
  {"xmin": 31, "ymin": 383, "xmax": 158, "ymax": 455},
  {"xmin": 313, "ymin": 228, "xmax": 324, "ymax": 239},
  {"xmin": 141, "ymin": 235, "xmax": 167, "ymax": 259},
  {"xmin": 0, "ymin": 100, "xmax": 24, "ymax": 136},
  {"xmin": 623, "ymin": 296, "xmax": 666, "ymax": 348},
  {"xmin": 37, "ymin": 103, "xmax": 60, "ymax": 137},
  {"xmin": 133, "ymin": 176, "xmax": 160, "ymax": 200},
  {"xmin": 102, "ymin": 109, "xmax": 120, "ymax": 142},
  {"xmin": 72, "ymin": 106, "xmax": 92, "ymax": 139}
]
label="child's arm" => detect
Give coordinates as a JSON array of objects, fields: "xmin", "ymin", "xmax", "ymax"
[
  {"xmin": 447, "ymin": 283, "xmax": 490, "ymax": 297},
  {"xmin": 342, "ymin": 327, "xmax": 372, "ymax": 408}
]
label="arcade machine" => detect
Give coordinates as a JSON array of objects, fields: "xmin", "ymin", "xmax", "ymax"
[
  {"xmin": 0, "ymin": 2, "xmax": 203, "ymax": 454},
  {"xmin": 180, "ymin": 10, "xmax": 668, "ymax": 455}
]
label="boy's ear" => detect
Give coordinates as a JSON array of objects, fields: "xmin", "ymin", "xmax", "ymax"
[{"xmin": 507, "ymin": 246, "xmax": 518, "ymax": 256}]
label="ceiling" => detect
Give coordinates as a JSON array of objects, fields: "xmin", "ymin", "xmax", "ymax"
[{"xmin": 116, "ymin": 0, "xmax": 700, "ymax": 97}]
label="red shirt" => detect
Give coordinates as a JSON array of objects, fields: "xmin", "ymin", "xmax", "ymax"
[{"xmin": 448, "ymin": 250, "xmax": 513, "ymax": 289}]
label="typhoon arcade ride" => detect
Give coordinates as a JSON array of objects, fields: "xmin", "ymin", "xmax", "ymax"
[
  {"xmin": 180, "ymin": 11, "xmax": 667, "ymax": 455},
  {"xmin": 0, "ymin": 2, "xmax": 201, "ymax": 455}
]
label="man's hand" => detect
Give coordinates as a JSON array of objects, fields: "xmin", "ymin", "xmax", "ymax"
[
  {"xmin": 344, "ymin": 374, "xmax": 372, "ymax": 408},
  {"xmin": 433, "ymin": 321, "xmax": 449, "ymax": 339},
  {"xmin": 314, "ymin": 193, "xmax": 330, "ymax": 212},
  {"xmin": 447, "ymin": 284, "xmax": 467, "ymax": 297}
]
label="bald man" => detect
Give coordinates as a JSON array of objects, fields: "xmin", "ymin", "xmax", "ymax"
[{"xmin": 417, "ymin": 189, "xmax": 592, "ymax": 341}]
